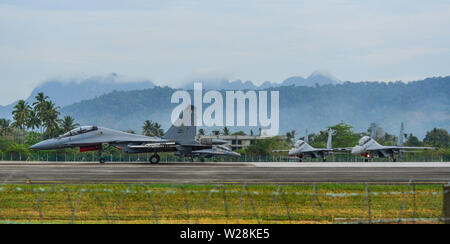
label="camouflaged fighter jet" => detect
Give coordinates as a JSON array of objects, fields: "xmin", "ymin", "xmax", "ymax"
[
  {"xmin": 29, "ymin": 106, "xmax": 239, "ymax": 163},
  {"xmin": 29, "ymin": 125, "xmax": 175, "ymax": 163},
  {"xmin": 273, "ymin": 129, "xmax": 334, "ymax": 162},
  {"xmin": 350, "ymin": 123, "xmax": 435, "ymax": 162}
]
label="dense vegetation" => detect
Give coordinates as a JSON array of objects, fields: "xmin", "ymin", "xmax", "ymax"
[{"xmin": 59, "ymin": 76, "xmax": 450, "ymax": 139}]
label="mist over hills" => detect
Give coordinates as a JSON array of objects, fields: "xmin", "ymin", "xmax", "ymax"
[
  {"xmin": 181, "ymin": 70, "xmax": 340, "ymax": 90},
  {"xmin": 0, "ymin": 73, "xmax": 155, "ymax": 118},
  {"xmin": 0, "ymin": 72, "xmax": 448, "ymax": 138},
  {"xmin": 59, "ymin": 76, "xmax": 450, "ymax": 139},
  {"xmin": 0, "ymin": 71, "xmax": 338, "ymax": 118}
]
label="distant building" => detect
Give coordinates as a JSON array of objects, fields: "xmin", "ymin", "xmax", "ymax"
[{"xmin": 198, "ymin": 131, "xmax": 267, "ymax": 151}]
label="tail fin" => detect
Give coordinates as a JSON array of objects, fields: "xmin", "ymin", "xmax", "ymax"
[
  {"xmin": 162, "ymin": 105, "xmax": 197, "ymax": 141},
  {"xmin": 370, "ymin": 124, "xmax": 377, "ymax": 139},
  {"xmin": 326, "ymin": 129, "xmax": 333, "ymax": 149},
  {"xmin": 304, "ymin": 129, "xmax": 309, "ymax": 144},
  {"xmin": 397, "ymin": 122, "xmax": 404, "ymax": 146}
]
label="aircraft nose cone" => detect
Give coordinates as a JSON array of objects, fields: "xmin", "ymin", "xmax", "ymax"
[
  {"xmin": 351, "ymin": 146, "xmax": 363, "ymax": 155},
  {"xmin": 29, "ymin": 139, "xmax": 56, "ymax": 150},
  {"xmin": 232, "ymin": 151, "xmax": 241, "ymax": 157},
  {"xmin": 212, "ymin": 139, "xmax": 228, "ymax": 145}
]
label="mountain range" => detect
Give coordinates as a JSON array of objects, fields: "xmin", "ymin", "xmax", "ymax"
[
  {"xmin": 1, "ymin": 72, "xmax": 449, "ymax": 138},
  {"xmin": 181, "ymin": 70, "xmax": 340, "ymax": 90},
  {"xmin": 61, "ymin": 76, "xmax": 449, "ymax": 139},
  {"xmin": 0, "ymin": 71, "xmax": 338, "ymax": 118}
]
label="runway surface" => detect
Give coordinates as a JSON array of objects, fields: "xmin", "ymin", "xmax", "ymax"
[{"xmin": 1, "ymin": 161, "xmax": 450, "ymax": 184}]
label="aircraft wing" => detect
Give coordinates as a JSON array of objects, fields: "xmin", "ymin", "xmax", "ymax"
[
  {"xmin": 300, "ymin": 148, "xmax": 334, "ymax": 153},
  {"xmin": 64, "ymin": 137, "xmax": 170, "ymax": 146},
  {"xmin": 127, "ymin": 141, "xmax": 177, "ymax": 149},
  {"xmin": 366, "ymin": 146, "xmax": 435, "ymax": 151}
]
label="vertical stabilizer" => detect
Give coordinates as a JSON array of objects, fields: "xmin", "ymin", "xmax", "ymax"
[
  {"xmin": 326, "ymin": 129, "xmax": 333, "ymax": 149},
  {"xmin": 162, "ymin": 105, "xmax": 197, "ymax": 141},
  {"xmin": 398, "ymin": 122, "xmax": 404, "ymax": 146},
  {"xmin": 370, "ymin": 124, "xmax": 377, "ymax": 139},
  {"xmin": 305, "ymin": 129, "xmax": 309, "ymax": 144}
]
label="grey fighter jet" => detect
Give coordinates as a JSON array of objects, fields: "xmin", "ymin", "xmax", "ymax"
[
  {"xmin": 350, "ymin": 123, "xmax": 435, "ymax": 162},
  {"xmin": 29, "ymin": 106, "xmax": 239, "ymax": 163},
  {"xmin": 273, "ymin": 129, "xmax": 334, "ymax": 162},
  {"xmin": 29, "ymin": 125, "xmax": 175, "ymax": 163}
]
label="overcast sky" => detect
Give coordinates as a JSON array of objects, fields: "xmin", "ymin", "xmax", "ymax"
[{"xmin": 1, "ymin": 0, "xmax": 450, "ymax": 105}]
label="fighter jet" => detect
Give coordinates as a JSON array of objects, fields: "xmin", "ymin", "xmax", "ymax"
[
  {"xmin": 273, "ymin": 129, "xmax": 334, "ymax": 162},
  {"xmin": 29, "ymin": 125, "xmax": 175, "ymax": 163},
  {"xmin": 29, "ymin": 106, "xmax": 239, "ymax": 163},
  {"xmin": 350, "ymin": 123, "xmax": 435, "ymax": 162}
]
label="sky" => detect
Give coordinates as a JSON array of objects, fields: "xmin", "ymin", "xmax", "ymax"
[{"xmin": 0, "ymin": 0, "xmax": 450, "ymax": 105}]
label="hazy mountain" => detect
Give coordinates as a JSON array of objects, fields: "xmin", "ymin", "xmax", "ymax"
[
  {"xmin": 60, "ymin": 76, "xmax": 450, "ymax": 139},
  {"xmin": 279, "ymin": 71, "xmax": 340, "ymax": 87},
  {"xmin": 0, "ymin": 73, "xmax": 155, "ymax": 118},
  {"xmin": 181, "ymin": 71, "xmax": 340, "ymax": 90},
  {"xmin": 1, "ymin": 71, "xmax": 338, "ymax": 118}
]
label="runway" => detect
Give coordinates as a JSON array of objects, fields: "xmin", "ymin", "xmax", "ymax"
[{"xmin": 1, "ymin": 161, "xmax": 450, "ymax": 184}]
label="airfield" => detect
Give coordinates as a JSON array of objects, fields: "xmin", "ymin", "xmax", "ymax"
[{"xmin": 1, "ymin": 161, "xmax": 450, "ymax": 184}]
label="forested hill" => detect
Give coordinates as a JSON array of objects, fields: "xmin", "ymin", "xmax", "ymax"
[{"xmin": 61, "ymin": 76, "xmax": 450, "ymax": 138}]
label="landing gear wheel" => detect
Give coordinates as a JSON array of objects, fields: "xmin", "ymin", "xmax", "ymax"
[
  {"xmin": 149, "ymin": 154, "xmax": 160, "ymax": 164},
  {"xmin": 99, "ymin": 157, "xmax": 106, "ymax": 164},
  {"xmin": 322, "ymin": 158, "xmax": 327, "ymax": 162},
  {"xmin": 392, "ymin": 158, "xmax": 397, "ymax": 162},
  {"xmin": 364, "ymin": 158, "xmax": 369, "ymax": 162}
]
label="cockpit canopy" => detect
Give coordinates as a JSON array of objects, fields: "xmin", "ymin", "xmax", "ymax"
[
  {"xmin": 60, "ymin": 126, "xmax": 98, "ymax": 138},
  {"xmin": 216, "ymin": 145, "xmax": 232, "ymax": 151},
  {"xmin": 294, "ymin": 140, "xmax": 305, "ymax": 148},
  {"xmin": 358, "ymin": 136, "xmax": 371, "ymax": 146}
]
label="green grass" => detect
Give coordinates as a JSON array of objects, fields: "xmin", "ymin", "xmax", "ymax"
[{"xmin": 0, "ymin": 184, "xmax": 444, "ymax": 224}]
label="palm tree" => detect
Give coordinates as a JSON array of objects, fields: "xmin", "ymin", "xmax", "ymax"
[
  {"xmin": 142, "ymin": 120, "xmax": 153, "ymax": 136},
  {"xmin": 12, "ymin": 100, "xmax": 32, "ymax": 143},
  {"xmin": 151, "ymin": 122, "xmax": 164, "ymax": 137},
  {"xmin": 286, "ymin": 130, "xmax": 296, "ymax": 144},
  {"xmin": 142, "ymin": 120, "xmax": 164, "ymax": 137},
  {"xmin": 41, "ymin": 101, "xmax": 61, "ymax": 138},
  {"xmin": 222, "ymin": 126, "xmax": 230, "ymax": 136},
  {"xmin": 60, "ymin": 116, "xmax": 79, "ymax": 133},
  {"xmin": 0, "ymin": 118, "xmax": 12, "ymax": 137},
  {"xmin": 26, "ymin": 110, "xmax": 40, "ymax": 132},
  {"xmin": 33, "ymin": 92, "xmax": 49, "ymax": 136}
]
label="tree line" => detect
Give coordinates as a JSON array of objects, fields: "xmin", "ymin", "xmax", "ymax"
[
  {"xmin": 0, "ymin": 92, "xmax": 448, "ymax": 158},
  {"xmin": 239, "ymin": 122, "xmax": 449, "ymax": 156}
]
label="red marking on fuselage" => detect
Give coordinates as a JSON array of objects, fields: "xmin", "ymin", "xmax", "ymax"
[{"xmin": 80, "ymin": 145, "xmax": 101, "ymax": 152}]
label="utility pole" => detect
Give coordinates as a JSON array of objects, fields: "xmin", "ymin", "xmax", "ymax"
[{"xmin": 444, "ymin": 184, "xmax": 450, "ymax": 224}]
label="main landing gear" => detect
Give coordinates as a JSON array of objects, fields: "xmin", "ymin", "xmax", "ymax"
[
  {"xmin": 149, "ymin": 154, "xmax": 161, "ymax": 164},
  {"xmin": 98, "ymin": 146, "xmax": 106, "ymax": 164}
]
